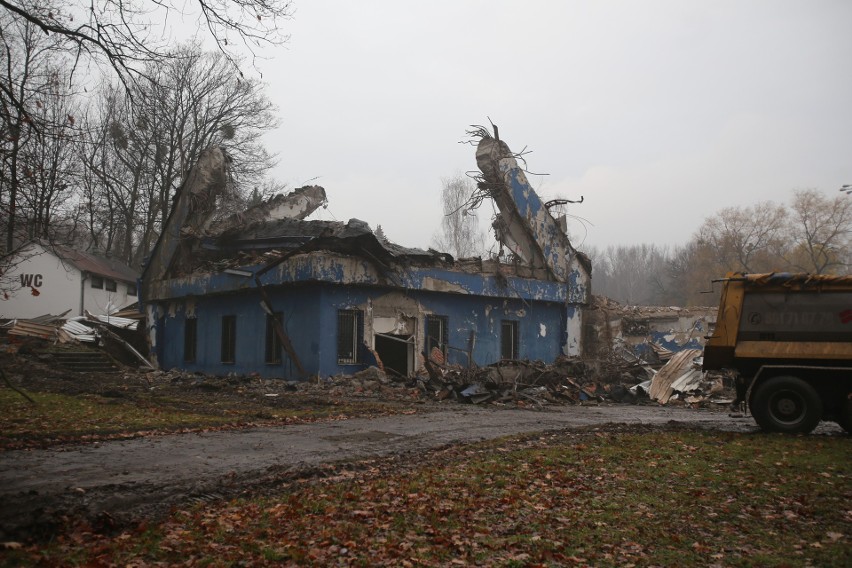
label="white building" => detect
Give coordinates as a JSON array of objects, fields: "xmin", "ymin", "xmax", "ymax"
[{"xmin": 1, "ymin": 242, "xmax": 139, "ymax": 320}]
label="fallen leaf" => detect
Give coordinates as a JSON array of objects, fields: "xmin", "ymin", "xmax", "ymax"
[{"xmin": 1, "ymin": 542, "xmax": 23, "ymax": 550}]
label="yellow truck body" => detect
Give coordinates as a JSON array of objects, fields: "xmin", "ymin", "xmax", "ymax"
[{"xmin": 703, "ymin": 272, "xmax": 852, "ymax": 433}]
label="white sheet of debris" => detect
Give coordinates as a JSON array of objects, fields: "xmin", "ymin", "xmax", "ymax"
[
  {"xmin": 61, "ymin": 320, "xmax": 97, "ymax": 342},
  {"xmin": 92, "ymin": 314, "xmax": 138, "ymax": 330}
]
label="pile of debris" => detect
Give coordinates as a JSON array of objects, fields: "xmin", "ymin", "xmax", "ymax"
[
  {"xmin": 418, "ymin": 357, "xmax": 592, "ymax": 407},
  {"xmin": 1, "ymin": 309, "xmax": 150, "ymax": 370},
  {"xmin": 2, "ymin": 311, "xmax": 732, "ymax": 409},
  {"xmin": 633, "ymin": 348, "xmax": 730, "ymax": 405},
  {"xmin": 139, "ymin": 353, "xmax": 730, "ymax": 410},
  {"xmin": 584, "ymin": 295, "xmax": 717, "ymax": 365},
  {"xmin": 410, "ymin": 349, "xmax": 732, "ymax": 408}
]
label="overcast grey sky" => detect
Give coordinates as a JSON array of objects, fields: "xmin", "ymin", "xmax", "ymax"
[{"xmin": 256, "ymin": 0, "xmax": 852, "ymax": 251}]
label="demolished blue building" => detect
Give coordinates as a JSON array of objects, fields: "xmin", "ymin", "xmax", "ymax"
[{"xmin": 140, "ymin": 132, "xmax": 591, "ymax": 378}]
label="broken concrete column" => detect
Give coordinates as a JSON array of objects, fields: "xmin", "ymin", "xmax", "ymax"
[
  {"xmin": 141, "ymin": 146, "xmax": 231, "ymax": 288},
  {"xmin": 209, "ymin": 186, "xmax": 328, "ymax": 236}
]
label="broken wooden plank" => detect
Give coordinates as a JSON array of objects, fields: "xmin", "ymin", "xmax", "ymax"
[
  {"xmin": 254, "ymin": 275, "xmax": 307, "ymax": 377},
  {"xmin": 8, "ymin": 321, "xmax": 57, "ymax": 339}
]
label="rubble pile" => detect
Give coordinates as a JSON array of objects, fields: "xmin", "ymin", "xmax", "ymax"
[
  {"xmin": 412, "ymin": 351, "xmax": 733, "ymax": 408},
  {"xmin": 2, "ymin": 310, "xmax": 733, "ymax": 409},
  {"xmin": 1, "ymin": 309, "xmax": 150, "ymax": 369},
  {"xmin": 131, "ymin": 353, "xmax": 732, "ymax": 410}
]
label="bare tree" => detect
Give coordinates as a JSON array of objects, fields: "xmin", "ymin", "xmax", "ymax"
[
  {"xmin": 695, "ymin": 202, "xmax": 788, "ymax": 273},
  {"xmin": 14, "ymin": 69, "xmax": 79, "ymax": 243},
  {"xmin": 0, "ymin": 0, "xmax": 293, "ymax": 126},
  {"xmin": 0, "ymin": 240, "xmax": 40, "ymax": 302},
  {"xmin": 784, "ymin": 189, "xmax": 852, "ymax": 274},
  {"xmin": 577, "ymin": 191, "xmax": 849, "ymax": 308},
  {"xmin": 585, "ymin": 244, "xmax": 669, "ymax": 305},
  {"xmin": 0, "ymin": 1, "xmax": 69, "ymax": 251},
  {"xmin": 432, "ymin": 174, "xmax": 487, "ymax": 258},
  {"xmin": 79, "ymin": 44, "xmax": 281, "ymax": 268}
]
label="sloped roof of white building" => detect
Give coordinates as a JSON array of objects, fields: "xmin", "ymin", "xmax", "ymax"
[{"xmin": 51, "ymin": 244, "xmax": 138, "ymax": 283}]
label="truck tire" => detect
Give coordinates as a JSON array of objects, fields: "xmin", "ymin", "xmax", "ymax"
[{"xmin": 751, "ymin": 376, "xmax": 822, "ymax": 434}]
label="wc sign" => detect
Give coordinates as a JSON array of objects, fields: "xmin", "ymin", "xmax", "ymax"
[{"xmin": 20, "ymin": 274, "xmax": 43, "ymax": 296}]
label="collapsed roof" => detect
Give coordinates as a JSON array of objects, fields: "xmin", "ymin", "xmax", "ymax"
[{"xmin": 142, "ymin": 133, "xmax": 591, "ymax": 296}]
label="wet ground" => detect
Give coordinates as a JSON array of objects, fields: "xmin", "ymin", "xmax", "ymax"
[
  {"xmin": 0, "ymin": 401, "xmax": 843, "ymax": 540},
  {"xmin": 0, "ymin": 347, "xmax": 846, "ymax": 540}
]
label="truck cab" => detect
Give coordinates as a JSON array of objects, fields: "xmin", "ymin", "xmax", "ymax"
[{"xmin": 703, "ymin": 273, "xmax": 852, "ymax": 434}]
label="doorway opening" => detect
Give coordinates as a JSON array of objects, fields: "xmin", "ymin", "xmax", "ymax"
[{"xmin": 374, "ymin": 333, "xmax": 414, "ymax": 377}]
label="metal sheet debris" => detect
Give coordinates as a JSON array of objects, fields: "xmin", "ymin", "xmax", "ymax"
[
  {"xmin": 3, "ymin": 309, "xmax": 150, "ymax": 368},
  {"xmin": 648, "ymin": 349, "xmax": 704, "ymax": 404}
]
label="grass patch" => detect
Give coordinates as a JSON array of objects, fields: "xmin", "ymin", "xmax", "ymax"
[
  {"xmin": 0, "ymin": 389, "xmax": 407, "ymax": 448},
  {"xmin": 0, "ymin": 389, "xmax": 244, "ymax": 444},
  {"xmin": 8, "ymin": 429, "xmax": 849, "ymax": 566}
]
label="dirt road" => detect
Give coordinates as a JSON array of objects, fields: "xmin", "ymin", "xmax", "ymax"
[{"xmin": 0, "ymin": 404, "xmax": 841, "ymax": 538}]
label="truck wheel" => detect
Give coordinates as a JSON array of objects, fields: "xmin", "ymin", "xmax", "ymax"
[{"xmin": 751, "ymin": 376, "xmax": 822, "ymax": 434}]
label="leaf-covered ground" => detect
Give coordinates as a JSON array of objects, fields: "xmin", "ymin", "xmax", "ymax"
[
  {"xmin": 0, "ymin": 387, "xmax": 422, "ymax": 450},
  {"xmin": 6, "ymin": 428, "xmax": 849, "ymax": 567},
  {"xmin": 0, "ymin": 354, "xmax": 435, "ymax": 451}
]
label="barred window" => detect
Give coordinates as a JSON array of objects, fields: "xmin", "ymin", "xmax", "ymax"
[
  {"xmin": 337, "ymin": 309, "xmax": 363, "ymax": 364},
  {"xmin": 426, "ymin": 315, "xmax": 448, "ymax": 356}
]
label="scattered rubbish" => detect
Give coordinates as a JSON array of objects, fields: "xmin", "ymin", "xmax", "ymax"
[
  {"xmin": 649, "ymin": 349, "xmax": 702, "ymax": 404},
  {"xmin": 643, "ymin": 348, "xmax": 730, "ymax": 406},
  {"xmin": 1, "ymin": 307, "xmax": 149, "ymax": 369},
  {"xmin": 584, "ymin": 295, "xmax": 716, "ymax": 364},
  {"xmin": 1, "ymin": 306, "xmax": 733, "ymax": 408},
  {"xmin": 414, "ymin": 355, "xmax": 659, "ymax": 407}
]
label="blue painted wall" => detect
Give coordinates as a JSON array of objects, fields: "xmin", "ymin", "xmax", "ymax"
[
  {"xmin": 156, "ymin": 282, "xmax": 567, "ymax": 379},
  {"xmin": 160, "ymin": 285, "xmax": 322, "ymax": 378}
]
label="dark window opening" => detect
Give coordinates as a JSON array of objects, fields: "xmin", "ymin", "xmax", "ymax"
[
  {"xmin": 501, "ymin": 320, "xmax": 519, "ymax": 360},
  {"xmin": 90, "ymin": 276, "xmax": 103, "ymax": 289},
  {"xmin": 374, "ymin": 334, "xmax": 411, "ymax": 376},
  {"xmin": 184, "ymin": 318, "xmax": 197, "ymax": 363},
  {"xmin": 105, "ymin": 279, "xmax": 117, "ymax": 292},
  {"xmin": 337, "ymin": 309, "xmax": 363, "ymax": 364},
  {"xmin": 127, "ymin": 283, "xmax": 138, "ymax": 296},
  {"xmin": 221, "ymin": 315, "xmax": 236, "ymax": 364},
  {"xmin": 426, "ymin": 315, "xmax": 448, "ymax": 357},
  {"xmin": 265, "ymin": 312, "xmax": 283, "ymax": 364}
]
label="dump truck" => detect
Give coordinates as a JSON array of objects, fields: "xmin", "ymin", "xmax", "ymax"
[{"xmin": 702, "ymin": 272, "xmax": 852, "ymax": 434}]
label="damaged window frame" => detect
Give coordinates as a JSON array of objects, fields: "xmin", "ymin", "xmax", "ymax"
[
  {"xmin": 265, "ymin": 312, "xmax": 283, "ymax": 365},
  {"xmin": 426, "ymin": 315, "xmax": 449, "ymax": 358},
  {"xmin": 127, "ymin": 283, "xmax": 138, "ymax": 297},
  {"xmin": 501, "ymin": 320, "xmax": 519, "ymax": 360},
  {"xmin": 105, "ymin": 279, "xmax": 117, "ymax": 292},
  {"xmin": 184, "ymin": 318, "xmax": 197, "ymax": 363},
  {"xmin": 221, "ymin": 315, "xmax": 237, "ymax": 364},
  {"xmin": 337, "ymin": 309, "xmax": 363, "ymax": 365},
  {"xmin": 90, "ymin": 275, "xmax": 104, "ymax": 289}
]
